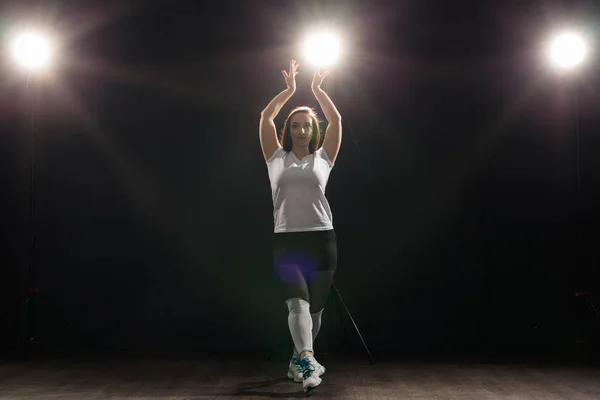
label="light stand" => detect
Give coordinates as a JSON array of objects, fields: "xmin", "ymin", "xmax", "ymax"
[
  {"xmin": 16, "ymin": 74, "xmax": 40, "ymax": 358},
  {"xmin": 569, "ymin": 77, "xmax": 600, "ymax": 347},
  {"xmin": 10, "ymin": 30, "xmax": 52, "ymax": 358},
  {"xmin": 545, "ymin": 30, "xmax": 599, "ymax": 349}
]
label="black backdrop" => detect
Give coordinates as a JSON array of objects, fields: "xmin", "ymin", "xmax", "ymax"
[{"xmin": 1, "ymin": 0, "xmax": 599, "ymax": 357}]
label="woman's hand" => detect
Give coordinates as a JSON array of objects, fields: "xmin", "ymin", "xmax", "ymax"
[
  {"xmin": 311, "ymin": 66, "xmax": 341, "ymax": 164},
  {"xmin": 281, "ymin": 60, "xmax": 299, "ymax": 92},
  {"xmin": 311, "ymin": 68, "xmax": 330, "ymax": 92}
]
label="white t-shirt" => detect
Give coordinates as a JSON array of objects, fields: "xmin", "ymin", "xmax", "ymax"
[{"xmin": 266, "ymin": 146, "xmax": 334, "ymax": 233}]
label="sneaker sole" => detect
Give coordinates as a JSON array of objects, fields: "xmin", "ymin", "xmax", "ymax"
[{"xmin": 303, "ymin": 376, "xmax": 322, "ymax": 393}]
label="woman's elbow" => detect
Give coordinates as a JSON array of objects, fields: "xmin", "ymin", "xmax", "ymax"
[
  {"xmin": 260, "ymin": 109, "xmax": 274, "ymax": 120},
  {"xmin": 328, "ymin": 113, "xmax": 342, "ymax": 122}
]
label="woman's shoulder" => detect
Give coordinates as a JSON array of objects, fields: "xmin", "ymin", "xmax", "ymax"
[
  {"xmin": 315, "ymin": 146, "xmax": 334, "ymax": 167},
  {"xmin": 266, "ymin": 146, "xmax": 287, "ymax": 164}
]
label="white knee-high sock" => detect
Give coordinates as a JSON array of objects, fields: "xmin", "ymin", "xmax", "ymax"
[
  {"xmin": 286, "ymin": 298, "xmax": 313, "ymax": 356},
  {"xmin": 293, "ymin": 309, "xmax": 324, "ymax": 359}
]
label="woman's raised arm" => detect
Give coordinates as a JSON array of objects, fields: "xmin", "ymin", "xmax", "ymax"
[{"xmin": 259, "ymin": 60, "xmax": 299, "ymax": 161}]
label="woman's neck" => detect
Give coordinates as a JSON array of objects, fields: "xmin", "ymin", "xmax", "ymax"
[{"xmin": 292, "ymin": 147, "xmax": 310, "ymax": 159}]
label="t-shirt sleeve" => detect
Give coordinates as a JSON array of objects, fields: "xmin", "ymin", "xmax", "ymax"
[
  {"xmin": 317, "ymin": 147, "xmax": 334, "ymax": 168},
  {"xmin": 266, "ymin": 146, "xmax": 285, "ymax": 164}
]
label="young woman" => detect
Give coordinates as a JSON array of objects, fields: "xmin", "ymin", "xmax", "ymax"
[{"xmin": 259, "ymin": 60, "xmax": 342, "ymax": 393}]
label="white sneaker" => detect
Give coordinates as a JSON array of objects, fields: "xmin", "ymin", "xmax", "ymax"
[
  {"xmin": 287, "ymin": 358, "xmax": 303, "ymax": 382},
  {"xmin": 313, "ymin": 358, "xmax": 326, "ymax": 376},
  {"xmin": 299, "ymin": 356, "xmax": 322, "ymax": 393},
  {"xmin": 288, "ymin": 356, "xmax": 326, "ymax": 383}
]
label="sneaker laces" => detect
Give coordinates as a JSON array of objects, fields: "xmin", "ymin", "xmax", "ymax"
[
  {"xmin": 292, "ymin": 358, "xmax": 303, "ymax": 373},
  {"xmin": 299, "ymin": 357, "xmax": 315, "ymax": 380}
]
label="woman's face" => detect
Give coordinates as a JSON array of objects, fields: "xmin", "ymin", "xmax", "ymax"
[{"xmin": 289, "ymin": 112, "xmax": 313, "ymax": 148}]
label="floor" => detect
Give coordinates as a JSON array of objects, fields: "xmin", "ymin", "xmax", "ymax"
[{"xmin": 1, "ymin": 352, "xmax": 599, "ymax": 399}]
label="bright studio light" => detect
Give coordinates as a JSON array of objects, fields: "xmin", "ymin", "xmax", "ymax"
[
  {"xmin": 304, "ymin": 32, "xmax": 341, "ymax": 68},
  {"xmin": 548, "ymin": 32, "xmax": 588, "ymax": 69},
  {"xmin": 12, "ymin": 32, "xmax": 52, "ymax": 70}
]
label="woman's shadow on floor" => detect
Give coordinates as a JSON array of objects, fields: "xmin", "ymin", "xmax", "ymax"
[{"xmin": 235, "ymin": 377, "xmax": 308, "ymax": 398}]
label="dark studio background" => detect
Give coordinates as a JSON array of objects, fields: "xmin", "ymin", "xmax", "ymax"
[{"xmin": 1, "ymin": 0, "xmax": 599, "ymax": 359}]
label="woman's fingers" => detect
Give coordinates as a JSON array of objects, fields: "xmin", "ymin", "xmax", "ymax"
[
  {"xmin": 283, "ymin": 60, "xmax": 299, "ymax": 83},
  {"xmin": 289, "ymin": 60, "xmax": 299, "ymax": 78}
]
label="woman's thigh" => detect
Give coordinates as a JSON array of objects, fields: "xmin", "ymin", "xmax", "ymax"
[{"xmin": 273, "ymin": 229, "xmax": 337, "ymax": 304}]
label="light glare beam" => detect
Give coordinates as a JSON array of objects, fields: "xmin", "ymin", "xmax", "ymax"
[
  {"xmin": 303, "ymin": 33, "xmax": 341, "ymax": 68},
  {"xmin": 12, "ymin": 32, "xmax": 53, "ymax": 71},
  {"xmin": 549, "ymin": 32, "xmax": 588, "ymax": 70}
]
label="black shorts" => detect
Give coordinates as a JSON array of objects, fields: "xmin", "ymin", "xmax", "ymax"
[{"xmin": 273, "ymin": 229, "xmax": 338, "ymax": 275}]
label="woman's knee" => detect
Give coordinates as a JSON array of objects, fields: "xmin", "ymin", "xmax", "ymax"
[{"xmin": 286, "ymin": 296, "xmax": 311, "ymax": 313}]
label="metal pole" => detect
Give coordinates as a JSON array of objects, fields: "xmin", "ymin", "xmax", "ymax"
[{"xmin": 17, "ymin": 73, "xmax": 39, "ymax": 357}]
